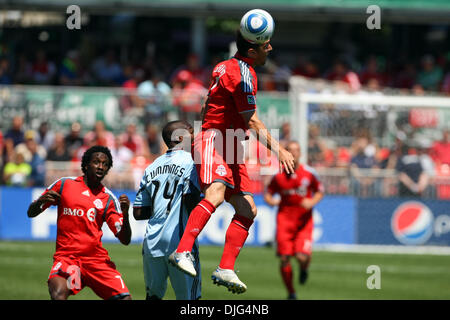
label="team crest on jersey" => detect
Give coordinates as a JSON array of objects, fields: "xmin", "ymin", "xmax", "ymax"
[
  {"xmin": 301, "ymin": 177, "xmax": 310, "ymax": 187},
  {"xmin": 214, "ymin": 64, "xmax": 226, "ymax": 77},
  {"xmin": 215, "ymin": 165, "xmax": 227, "ymax": 177},
  {"xmin": 247, "ymin": 95, "xmax": 256, "ymax": 105},
  {"xmin": 93, "ymin": 199, "xmax": 103, "ymax": 210}
]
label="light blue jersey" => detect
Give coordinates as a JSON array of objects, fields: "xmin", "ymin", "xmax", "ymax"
[{"xmin": 134, "ymin": 149, "xmax": 200, "ymax": 258}]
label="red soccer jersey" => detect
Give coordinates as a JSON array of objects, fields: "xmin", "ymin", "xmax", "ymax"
[
  {"xmin": 202, "ymin": 52, "xmax": 257, "ymax": 133},
  {"xmin": 41, "ymin": 176, "xmax": 124, "ymax": 258},
  {"xmin": 267, "ymin": 165, "xmax": 324, "ymax": 213}
]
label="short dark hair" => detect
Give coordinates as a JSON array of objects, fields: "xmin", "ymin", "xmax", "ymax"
[
  {"xmin": 236, "ymin": 30, "xmax": 259, "ymax": 58},
  {"xmin": 81, "ymin": 145, "xmax": 113, "ymax": 174},
  {"xmin": 162, "ymin": 120, "xmax": 193, "ymax": 149}
]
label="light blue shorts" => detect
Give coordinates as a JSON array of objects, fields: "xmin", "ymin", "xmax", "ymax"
[{"xmin": 142, "ymin": 253, "xmax": 201, "ymax": 300}]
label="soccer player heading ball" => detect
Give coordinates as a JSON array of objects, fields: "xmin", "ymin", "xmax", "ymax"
[
  {"xmin": 27, "ymin": 146, "xmax": 132, "ymax": 300},
  {"xmin": 169, "ymin": 9, "xmax": 295, "ymax": 294}
]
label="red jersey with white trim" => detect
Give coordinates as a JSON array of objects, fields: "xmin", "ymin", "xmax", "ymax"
[
  {"xmin": 202, "ymin": 52, "xmax": 257, "ymax": 133},
  {"xmin": 41, "ymin": 176, "xmax": 124, "ymax": 258},
  {"xmin": 267, "ymin": 165, "xmax": 324, "ymax": 213}
]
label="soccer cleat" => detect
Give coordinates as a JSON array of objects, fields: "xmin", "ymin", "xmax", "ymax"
[
  {"xmin": 168, "ymin": 250, "xmax": 197, "ymax": 277},
  {"xmin": 211, "ymin": 267, "xmax": 247, "ymax": 294},
  {"xmin": 287, "ymin": 293, "xmax": 297, "ymax": 300},
  {"xmin": 299, "ymin": 269, "xmax": 308, "ymax": 285}
]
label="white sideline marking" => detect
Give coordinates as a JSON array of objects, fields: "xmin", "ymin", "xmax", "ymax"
[{"xmin": 313, "ymin": 244, "xmax": 450, "ymax": 256}]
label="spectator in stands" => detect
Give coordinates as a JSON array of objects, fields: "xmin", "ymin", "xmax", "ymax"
[
  {"xmin": 171, "ymin": 69, "xmax": 207, "ymax": 123},
  {"xmin": 4, "ymin": 116, "xmax": 25, "ymax": 147},
  {"xmin": 170, "ymin": 53, "xmax": 208, "ymax": 87},
  {"xmin": 119, "ymin": 123, "xmax": 145, "ymax": 156},
  {"xmin": 47, "ymin": 132, "xmax": 72, "ymax": 162},
  {"xmin": 27, "ymin": 139, "xmax": 46, "ymax": 187},
  {"xmin": 0, "ymin": 56, "xmax": 12, "ymax": 84},
  {"xmin": 396, "ymin": 144, "xmax": 429, "ymax": 197},
  {"xmin": 349, "ymin": 131, "xmax": 380, "ymax": 197},
  {"xmin": 13, "ymin": 53, "xmax": 33, "ymax": 84},
  {"xmin": 15, "ymin": 130, "xmax": 47, "ymax": 163},
  {"xmin": 59, "ymin": 50, "xmax": 89, "ymax": 86},
  {"xmin": 292, "ymin": 57, "xmax": 320, "ymax": 79},
  {"xmin": 430, "ymin": 129, "xmax": 450, "ymax": 166},
  {"xmin": 393, "ymin": 62, "xmax": 416, "ymax": 90},
  {"xmin": 416, "ymin": 55, "xmax": 443, "ymax": 91},
  {"xmin": 145, "ymin": 124, "xmax": 164, "ymax": 159},
  {"xmin": 35, "ymin": 121, "xmax": 55, "ymax": 151},
  {"xmin": 307, "ymin": 124, "xmax": 328, "ymax": 167},
  {"xmin": 112, "ymin": 136, "xmax": 134, "ymax": 171},
  {"xmin": 279, "ymin": 122, "xmax": 292, "ymax": 148},
  {"xmin": 91, "ymin": 49, "xmax": 123, "ymax": 86},
  {"xmin": 359, "ymin": 55, "xmax": 385, "ymax": 87},
  {"xmin": 65, "ymin": 122, "xmax": 84, "ymax": 159},
  {"xmin": 31, "ymin": 49, "xmax": 57, "ymax": 85},
  {"xmin": 84, "ymin": 120, "xmax": 115, "ymax": 150},
  {"xmin": 137, "ymin": 70, "xmax": 171, "ymax": 124},
  {"xmin": 121, "ymin": 68, "xmax": 145, "ymax": 112},
  {"xmin": 3, "ymin": 152, "xmax": 31, "ymax": 186},
  {"xmin": 325, "ymin": 57, "xmax": 361, "ymax": 92}
]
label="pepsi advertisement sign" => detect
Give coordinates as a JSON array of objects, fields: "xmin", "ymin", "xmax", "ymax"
[{"xmin": 358, "ymin": 199, "xmax": 450, "ymax": 246}]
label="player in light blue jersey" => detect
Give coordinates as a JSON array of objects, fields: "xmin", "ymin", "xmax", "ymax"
[{"xmin": 133, "ymin": 120, "xmax": 202, "ymax": 300}]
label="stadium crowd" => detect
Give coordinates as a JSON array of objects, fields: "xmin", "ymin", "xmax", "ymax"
[
  {"xmin": 1, "ymin": 46, "xmax": 450, "ymax": 95},
  {"xmin": 0, "ymin": 46, "xmax": 450, "ymax": 198}
]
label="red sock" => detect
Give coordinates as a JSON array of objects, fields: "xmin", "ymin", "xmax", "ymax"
[
  {"xmin": 219, "ymin": 214, "xmax": 254, "ymax": 270},
  {"xmin": 280, "ymin": 263, "xmax": 295, "ymax": 294},
  {"xmin": 176, "ymin": 199, "xmax": 216, "ymax": 253}
]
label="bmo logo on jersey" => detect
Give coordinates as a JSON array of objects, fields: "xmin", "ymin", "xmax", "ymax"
[{"xmin": 63, "ymin": 207, "xmax": 97, "ymax": 222}]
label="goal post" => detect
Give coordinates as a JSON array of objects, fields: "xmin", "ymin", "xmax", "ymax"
[{"xmin": 290, "ymin": 76, "xmax": 450, "ymax": 165}]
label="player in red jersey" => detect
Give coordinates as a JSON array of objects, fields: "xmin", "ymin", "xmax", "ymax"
[
  {"xmin": 27, "ymin": 146, "xmax": 132, "ymax": 300},
  {"xmin": 264, "ymin": 141, "xmax": 324, "ymax": 300},
  {"xmin": 169, "ymin": 28, "xmax": 295, "ymax": 294}
]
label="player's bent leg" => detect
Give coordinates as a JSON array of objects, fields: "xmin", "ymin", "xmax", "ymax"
[
  {"xmin": 48, "ymin": 276, "xmax": 71, "ymax": 300},
  {"xmin": 172, "ymin": 182, "xmax": 225, "ymax": 276},
  {"xmin": 212, "ymin": 194, "xmax": 256, "ymax": 294}
]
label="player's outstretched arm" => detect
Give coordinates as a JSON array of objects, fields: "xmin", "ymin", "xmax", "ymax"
[
  {"xmin": 27, "ymin": 190, "xmax": 61, "ymax": 218},
  {"xmin": 242, "ymin": 110, "xmax": 295, "ymax": 174},
  {"xmin": 117, "ymin": 194, "xmax": 132, "ymax": 245}
]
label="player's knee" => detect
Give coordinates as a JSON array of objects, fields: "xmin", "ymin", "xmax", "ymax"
[
  {"xmin": 49, "ymin": 286, "xmax": 68, "ymax": 300},
  {"xmin": 280, "ymin": 255, "xmax": 290, "ymax": 266}
]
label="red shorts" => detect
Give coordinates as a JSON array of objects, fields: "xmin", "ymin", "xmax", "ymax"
[
  {"xmin": 276, "ymin": 209, "xmax": 313, "ymax": 256},
  {"xmin": 193, "ymin": 129, "xmax": 252, "ymax": 201},
  {"xmin": 48, "ymin": 254, "xmax": 130, "ymax": 299}
]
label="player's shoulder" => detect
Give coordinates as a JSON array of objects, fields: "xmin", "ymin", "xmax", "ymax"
[
  {"xmin": 301, "ymin": 164, "xmax": 320, "ymax": 179},
  {"xmin": 47, "ymin": 176, "xmax": 78, "ymax": 190}
]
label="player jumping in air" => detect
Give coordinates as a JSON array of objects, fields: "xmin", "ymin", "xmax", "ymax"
[
  {"xmin": 264, "ymin": 141, "xmax": 324, "ymax": 300},
  {"xmin": 27, "ymin": 145, "xmax": 132, "ymax": 300},
  {"xmin": 169, "ymin": 21, "xmax": 295, "ymax": 293},
  {"xmin": 133, "ymin": 120, "xmax": 202, "ymax": 300}
]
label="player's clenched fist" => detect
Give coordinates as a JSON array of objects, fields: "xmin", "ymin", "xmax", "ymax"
[{"xmin": 119, "ymin": 194, "xmax": 130, "ymax": 216}]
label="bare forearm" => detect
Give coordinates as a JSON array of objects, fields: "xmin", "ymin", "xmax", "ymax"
[
  {"xmin": 118, "ymin": 215, "xmax": 132, "ymax": 245},
  {"xmin": 248, "ymin": 117, "xmax": 280, "ymax": 157}
]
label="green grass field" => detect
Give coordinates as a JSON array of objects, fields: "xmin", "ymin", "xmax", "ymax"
[{"xmin": 0, "ymin": 241, "xmax": 449, "ymax": 300}]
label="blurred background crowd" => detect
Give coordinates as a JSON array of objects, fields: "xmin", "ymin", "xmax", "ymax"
[{"xmin": 0, "ymin": 5, "xmax": 449, "ymax": 199}]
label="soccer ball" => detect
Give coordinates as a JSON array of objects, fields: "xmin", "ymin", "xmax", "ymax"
[{"xmin": 239, "ymin": 9, "xmax": 274, "ymax": 44}]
